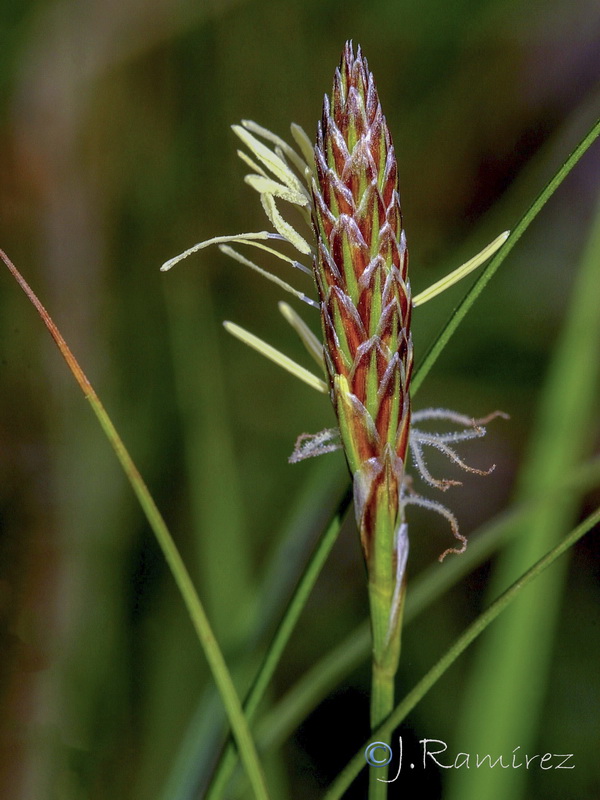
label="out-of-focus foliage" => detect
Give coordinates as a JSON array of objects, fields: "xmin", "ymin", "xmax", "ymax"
[{"xmin": 0, "ymin": 1, "xmax": 598, "ymax": 798}]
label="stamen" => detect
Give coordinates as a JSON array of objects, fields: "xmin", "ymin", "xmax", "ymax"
[
  {"xmin": 245, "ymin": 174, "xmax": 308, "ymax": 206},
  {"xmin": 242, "ymin": 119, "xmax": 312, "ymax": 178},
  {"xmin": 160, "ymin": 231, "xmax": 272, "ymax": 272},
  {"xmin": 235, "ymin": 240, "xmax": 312, "ymax": 275},
  {"xmin": 223, "ymin": 321, "xmax": 328, "ymax": 394},
  {"xmin": 260, "ymin": 194, "xmax": 313, "ymax": 255},
  {"xmin": 402, "ymin": 487, "xmax": 467, "ymax": 561},
  {"xmin": 233, "ymin": 125, "xmax": 306, "ymax": 196},
  {"xmin": 237, "ymin": 149, "xmax": 269, "ymax": 178},
  {"xmin": 289, "ymin": 428, "xmax": 342, "ymax": 462},
  {"xmin": 290, "ymin": 123, "xmax": 316, "ymax": 170},
  {"xmin": 412, "ymin": 231, "xmax": 510, "ymax": 307},
  {"xmin": 218, "ymin": 245, "xmax": 317, "ymax": 307},
  {"xmin": 279, "ymin": 301, "xmax": 325, "ymax": 368}
]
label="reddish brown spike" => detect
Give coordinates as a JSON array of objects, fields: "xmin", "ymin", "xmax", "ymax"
[{"xmin": 311, "ymin": 42, "xmax": 412, "ymax": 573}]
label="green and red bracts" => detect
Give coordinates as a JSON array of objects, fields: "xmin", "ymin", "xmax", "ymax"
[{"xmin": 312, "ymin": 42, "xmax": 412, "ymax": 739}]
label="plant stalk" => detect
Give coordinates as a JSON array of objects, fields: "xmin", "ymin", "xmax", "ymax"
[
  {"xmin": 366, "ymin": 506, "xmax": 408, "ymax": 799},
  {"xmin": 0, "ymin": 249, "xmax": 270, "ymax": 800}
]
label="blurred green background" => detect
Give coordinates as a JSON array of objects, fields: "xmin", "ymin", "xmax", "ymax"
[{"xmin": 1, "ymin": 0, "xmax": 599, "ymax": 798}]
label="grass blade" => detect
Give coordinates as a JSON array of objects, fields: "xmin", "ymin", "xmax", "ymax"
[
  {"xmin": 323, "ymin": 504, "xmax": 600, "ymax": 799},
  {"xmin": 412, "ymin": 116, "xmax": 600, "ymax": 393},
  {"xmin": 205, "ymin": 485, "xmax": 353, "ymax": 799},
  {"xmin": 446, "ymin": 185, "xmax": 600, "ymax": 800},
  {"xmin": 159, "ymin": 460, "xmax": 347, "ymax": 800},
  {"xmin": 0, "ymin": 250, "xmax": 270, "ymax": 800}
]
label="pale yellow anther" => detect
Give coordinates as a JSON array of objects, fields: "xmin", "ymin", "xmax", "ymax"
[
  {"xmin": 245, "ymin": 174, "xmax": 308, "ymax": 206},
  {"xmin": 219, "ymin": 246, "xmax": 307, "ymax": 302},
  {"xmin": 160, "ymin": 232, "xmax": 272, "ymax": 272},
  {"xmin": 233, "ymin": 125, "xmax": 306, "ymax": 197},
  {"xmin": 278, "ymin": 301, "xmax": 325, "ymax": 369},
  {"xmin": 290, "ymin": 123, "xmax": 315, "ymax": 170},
  {"xmin": 242, "ymin": 119, "xmax": 311, "ymax": 178},
  {"xmin": 223, "ymin": 321, "xmax": 328, "ymax": 394},
  {"xmin": 260, "ymin": 193, "xmax": 313, "ymax": 255},
  {"xmin": 237, "ymin": 149, "xmax": 269, "ymax": 177},
  {"xmin": 412, "ymin": 231, "xmax": 510, "ymax": 307}
]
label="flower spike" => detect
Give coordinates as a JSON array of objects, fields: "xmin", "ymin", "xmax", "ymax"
[
  {"xmin": 310, "ymin": 46, "xmax": 415, "ymax": 740},
  {"xmin": 161, "ymin": 43, "xmax": 508, "ymax": 792},
  {"xmin": 311, "ymin": 43, "xmax": 412, "ymax": 567},
  {"xmin": 161, "ymin": 44, "xmax": 506, "ymax": 569}
]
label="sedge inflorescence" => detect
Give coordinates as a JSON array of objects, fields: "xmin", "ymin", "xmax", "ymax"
[
  {"xmin": 311, "ymin": 43, "xmax": 413, "ymax": 564},
  {"xmin": 162, "ymin": 41, "xmax": 507, "ymax": 563}
]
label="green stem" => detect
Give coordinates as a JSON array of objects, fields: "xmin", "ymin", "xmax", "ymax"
[
  {"xmin": 205, "ymin": 486, "xmax": 352, "ymax": 799},
  {"xmin": 366, "ymin": 497, "xmax": 407, "ymax": 799},
  {"xmin": 370, "ymin": 663, "xmax": 396, "ymax": 732},
  {"xmin": 367, "ymin": 575, "xmax": 406, "ymax": 800},
  {"xmin": 368, "ymin": 663, "xmax": 395, "ymax": 800},
  {"xmin": 368, "ymin": 586, "xmax": 403, "ymax": 800},
  {"xmin": 0, "ymin": 250, "xmax": 270, "ymax": 800},
  {"xmin": 323, "ymin": 503, "xmax": 600, "ymax": 800}
]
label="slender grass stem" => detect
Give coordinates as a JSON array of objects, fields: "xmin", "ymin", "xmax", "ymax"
[
  {"xmin": 368, "ymin": 614, "xmax": 396, "ymax": 795},
  {"xmin": 323, "ymin": 504, "xmax": 600, "ymax": 799},
  {"xmin": 412, "ymin": 116, "xmax": 600, "ymax": 394},
  {"xmin": 447, "ymin": 180, "xmax": 600, "ymax": 800},
  {"xmin": 0, "ymin": 250, "xmax": 270, "ymax": 800},
  {"xmin": 205, "ymin": 486, "xmax": 352, "ymax": 799},
  {"xmin": 368, "ymin": 667, "xmax": 395, "ymax": 798},
  {"xmin": 366, "ymin": 519, "xmax": 406, "ymax": 797}
]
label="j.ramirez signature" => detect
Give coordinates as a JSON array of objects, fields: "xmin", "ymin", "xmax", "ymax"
[{"xmin": 365, "ymin": 738, "xmax": 574, "ymax": 782}]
